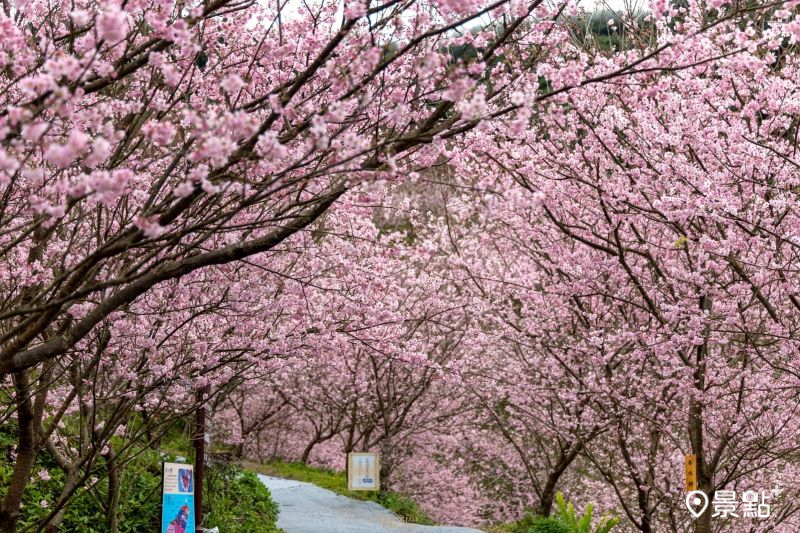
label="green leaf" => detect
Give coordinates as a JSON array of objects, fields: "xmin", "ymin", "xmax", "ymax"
[
  {"xmin": 596, "ymin": 516, "xmax": 620, "ymax": 533},
  {"xmin": 195, "ymin": 51, "xmax": 209, "ymax": 71},
  {"xmin": 577, "ymin": 504, "xmax": 593, "ymax": 533}
]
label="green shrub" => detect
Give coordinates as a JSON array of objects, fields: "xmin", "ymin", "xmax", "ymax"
[
  {"xmin": 0, "ymin": 423, "xmax": 281, "ymax": 532},
  {"xmin": 528, "ymin": 517, "xmax": 572, "ymax": 533},
  {"xmin": 509, "ymin": 493, "xmax": 618, "ymax": 533},
  {"xmin": 510, "ymin": 514, "xmax": 570, "ymax": 533},
  {"xmin": 205, "ymin": 459, "xmax": 280, "ymax": 533}
]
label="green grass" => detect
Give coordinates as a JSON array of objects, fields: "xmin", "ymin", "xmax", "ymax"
[
  {"xmin": 484, "ymin": 525, "xmax": 518, "ymax": 533},
  {"xmin": 243, "ymin": 459, "xmax": 435, "ymax": 525}
]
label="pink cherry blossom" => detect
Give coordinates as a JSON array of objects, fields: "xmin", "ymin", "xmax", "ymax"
[
  {"xmin": 134, "ymin": 216, "xmax": 165, "ymax": 238},
  {"xmin": 220, "ymin": 74, "xmax": 245, "ymax": 96},
  {"xmin": 0, "ymin": 1, "xmax": 796, "ymax": 532},
  {"xmin": 96, "ymin": 8, "xmax": 128, "ymax": 43}
]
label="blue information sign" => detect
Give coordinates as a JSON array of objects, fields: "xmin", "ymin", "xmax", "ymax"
[{"xmin": 161, "ymin": 462, "xmax": 195, "ymax": 533}]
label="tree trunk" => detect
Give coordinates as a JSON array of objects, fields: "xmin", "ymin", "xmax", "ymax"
[
  {"xmin": 537, "ymin": 479, "xmax": 556, "ymax": 517},
  {"xmin": 106, "ymin": 446, "xmax": 121, "ymax": 533},
  {"xmin": 343, "ymin": 443, "xmax": 354, "ymax": 484},
  {"xmin": 194, "ymin": 387, "xmax": 208, "ymax": 532},
  {"xmin": 536, "ymin": 441, "xmax": 584, "ymax": 516},
  {"xmin": 141, "ymin": 408, "xmax": 158, "ymax": 449},
  {"xmin": 43, "ymin": 467, "xmax": 78, "ymax": 533},
  {"xmin": 691, "ymin": 295, "xmax": 712, "ymax": 533},
  {"xmin": 636, "ymin": 488, "xmax": 653, "ymax": 533},
  {"xmin": 379, "ymin": 442, "xmax": 392, "ymax": 494},
  {"xmin": 301, "ymin": 434, "xmax": 320, "ymax": 463},
  {"xmin": 0, "ymin": 371, "xmax": 38, "ymax": 533},
  {"xmin": 690, "ymin": 393, "xmax": 712, "ymax": 533}
]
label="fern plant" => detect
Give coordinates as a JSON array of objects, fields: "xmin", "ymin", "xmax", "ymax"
[
  {"xmin": 512, "ymin": 492, "xmax": 619, "ymax": 533},
  {"xmin": 552, "ymin": 492, "xmax": 619, "ymax": 533}
]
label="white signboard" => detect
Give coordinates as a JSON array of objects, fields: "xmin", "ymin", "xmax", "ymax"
[
  {"xmin": 347, "ymin": 452, "xmax": 380, "ymax": 491},
  {"xmin": 205, "ymin": 406, "xmax": 213, "ymax": 445}
]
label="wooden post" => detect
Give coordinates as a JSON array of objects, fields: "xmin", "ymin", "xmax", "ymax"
[{"xmin": 685, "ymin": 454, "xmax": 697, "ymax": 492}]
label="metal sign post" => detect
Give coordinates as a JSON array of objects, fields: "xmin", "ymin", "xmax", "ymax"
[{"xmin": 194, "ymin": 386, "xmax": 209, "ymax": 531}]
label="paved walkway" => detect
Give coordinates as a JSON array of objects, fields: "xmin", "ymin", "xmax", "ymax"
[{"xmin": 258, "ymin": 475, "xmax": 484, "ymax": 533}]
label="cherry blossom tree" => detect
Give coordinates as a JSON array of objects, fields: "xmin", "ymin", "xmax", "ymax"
[
  {"xmin": 0, "ymin": 0, "xmax": 588, "ymax": 527},
  {"xmin": 2, "ymin": 0, "xmax": 796, "ymax": 530},
  {"xmin": 445, "ymin": 3, "xmax": 800, "ymax": 532}
]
